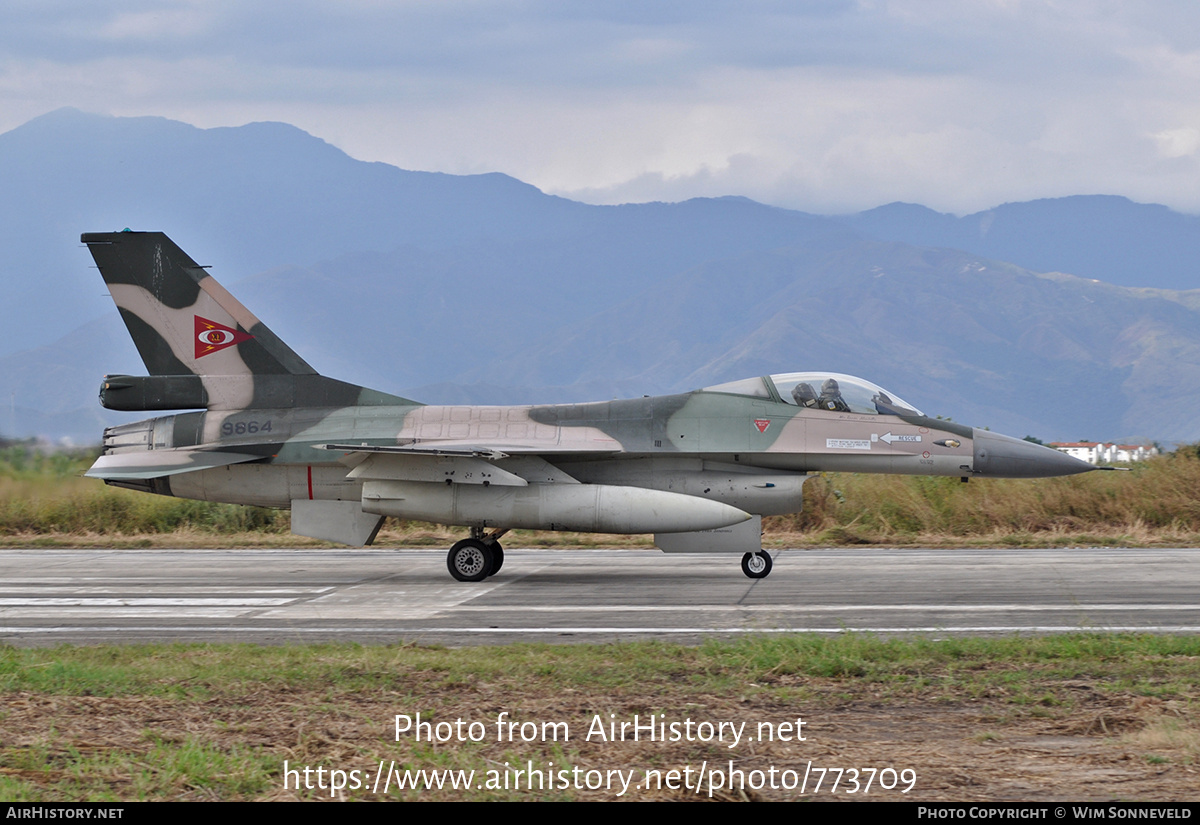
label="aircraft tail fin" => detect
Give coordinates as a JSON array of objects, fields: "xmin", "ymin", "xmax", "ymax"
[
  {"xmin": 84, "ymin": 230, "xmax": 418, "ymax": 410},
  {"xmin": 83, "ymin": 230, "xmax": 314, "ymax": 377}
]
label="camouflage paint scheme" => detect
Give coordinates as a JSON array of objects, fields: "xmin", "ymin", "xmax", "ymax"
[{"xmin": 84, "ymin": 231, "xmax": 1095, "ymax": 580}]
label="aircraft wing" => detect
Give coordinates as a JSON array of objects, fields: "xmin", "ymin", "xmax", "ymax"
[
  {"xmin": 316, "ymin": 444, "xmax": 583, "ymax": 486},
  {"xmin": 317, "ymin": 441, "xmax": 621, "ymax": 458},
  {"xmin": 85, "ymin": 449, "xmax": 269, "ymax": 480}
]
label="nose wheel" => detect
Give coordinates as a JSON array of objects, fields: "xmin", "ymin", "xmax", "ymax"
[{"xmin": 741, "ymin": 551, "xmax": 773, "ymax": 579}]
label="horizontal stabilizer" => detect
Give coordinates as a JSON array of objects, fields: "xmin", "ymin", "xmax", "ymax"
[{"xmin": 85, "ymin": 450, "xmax": 266, "ymax": 480}]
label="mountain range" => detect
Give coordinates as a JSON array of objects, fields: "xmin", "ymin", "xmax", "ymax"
[{"xmin": 1, "ymin": 108, "xmax": 1198, "ymax": 445}]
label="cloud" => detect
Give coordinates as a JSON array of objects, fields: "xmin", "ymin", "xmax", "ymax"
[{"xmin": 5, "ymin": 2, "xmax": 1200, "ymax": 213}]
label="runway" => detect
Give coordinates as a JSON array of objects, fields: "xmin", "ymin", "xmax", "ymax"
[{"xmin": 1, "ymin": 547, "xmax": 1198, "ymax": 645}]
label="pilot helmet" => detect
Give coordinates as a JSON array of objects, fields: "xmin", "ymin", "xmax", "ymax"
[{"xmin": 792, "ymin": 382, "xmax": 817, "ymax": 404}]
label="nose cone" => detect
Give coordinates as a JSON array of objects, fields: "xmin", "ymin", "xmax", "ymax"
[{"xmin": 972, "ymin": 430, "xmax": 1095, "ymax": 478}]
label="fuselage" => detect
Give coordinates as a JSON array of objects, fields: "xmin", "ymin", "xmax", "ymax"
[{"xmin": 98, "ymin": 380, "xmax": 1090, "ymax": 522}]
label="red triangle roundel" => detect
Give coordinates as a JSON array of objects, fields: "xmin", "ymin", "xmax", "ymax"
[{"xmin": 194, "ymin": 316, "xmax": 253, "ymax": 359}]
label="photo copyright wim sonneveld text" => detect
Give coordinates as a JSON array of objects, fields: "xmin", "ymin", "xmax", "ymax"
[
  {"xmin": 918, "ymin": 808, "xmax": 1194, "ymax": 820},
  {"xmin": 280, "ymin": 712, "xmax": 918, "ymax": 797}
]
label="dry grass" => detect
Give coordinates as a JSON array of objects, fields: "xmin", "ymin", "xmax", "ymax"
[
  {"xmin": 2, "ymin": 447, "xmax": 1199, "ymax": 548},
  {"xmin": 1, "ymin": 637, "xmax": 1199, "ymax": 801},
  {"xmin": 767, "ymin": 450, "xmax": 1200, "ymax": 545},
  {"xmin": 1121, "ymin": 710, "xmax": 1200, "ymax": 762}
]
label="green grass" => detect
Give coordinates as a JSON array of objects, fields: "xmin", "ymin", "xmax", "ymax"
[{"xmin": 2, "ymin": 634, "xmax": 1199, "ymax": 701}]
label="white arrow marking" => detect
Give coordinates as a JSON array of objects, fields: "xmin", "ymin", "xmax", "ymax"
[{"xmin": 879, "ymin": 432, "xmax": 922, "ymax": 444}]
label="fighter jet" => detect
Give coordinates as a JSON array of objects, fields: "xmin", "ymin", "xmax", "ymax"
[{"xmin": 83, "ymin": 231, "xmax": 1096, "ymax": 581}]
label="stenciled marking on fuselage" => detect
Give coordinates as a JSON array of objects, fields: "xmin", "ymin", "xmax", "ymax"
[
  {"xmin": 874, "ymin": 432, "xmax": 921, "ymax": 444},
  {"xmin": 826, "ymin": 438, "xmax": 871, "ymax": 450}
]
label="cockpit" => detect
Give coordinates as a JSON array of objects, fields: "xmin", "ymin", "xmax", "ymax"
[{"xmin": 700, "ymin": 372, "xmax": 924, "ymax": 417}]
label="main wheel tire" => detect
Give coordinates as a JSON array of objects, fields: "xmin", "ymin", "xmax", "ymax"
[
  {"xmin": 447, "ymin": 539, "xmax": 494, "ymax": 582},
  {"xmin": 485, "ymin": 541, "xmax": 504, "ymax": 576},
  {"xmin": 741, "ymin": 550, "xmax": 772, "ymax": 579}
]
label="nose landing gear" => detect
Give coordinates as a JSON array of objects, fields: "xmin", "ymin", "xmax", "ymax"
[{"xmin": 741, "ymin": 550, "xmax": 773, "ymax": 579}]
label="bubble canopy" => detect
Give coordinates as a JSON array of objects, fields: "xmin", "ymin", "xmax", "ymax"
[{"xmin": 701, "ymin": 372, "xmax": 924, "ymax": 417}]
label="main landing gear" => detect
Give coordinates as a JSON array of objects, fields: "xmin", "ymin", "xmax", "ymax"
[
  {"xmin": 741, "ymin": 550, "xmax": 773, "ymax": 579},
  {"xmin": 446, "ymin": 530, "xmax": 772, "ymax": 581},
  {"xmin": 447, "ymin": 528, "xmax": 508, "ymax": 582}
]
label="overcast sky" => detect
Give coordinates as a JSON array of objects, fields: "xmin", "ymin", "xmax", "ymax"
[{"xmin": 4, "ymin": 1, "xmax": 1200, "ymax": 214}]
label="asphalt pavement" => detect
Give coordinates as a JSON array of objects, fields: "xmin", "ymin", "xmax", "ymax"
[{"xmin": 1, "ymin": 546, "xmax": 1197, "ymax": 645}]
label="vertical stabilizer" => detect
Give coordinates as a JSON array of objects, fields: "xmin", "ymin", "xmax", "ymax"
[
  {"xmin": 84, "ymin": 230, "xmax": 419, "ymax": 411},
  {"xmin": 82, "ymin": 231, "xmax": 314, "ymax": 377}
]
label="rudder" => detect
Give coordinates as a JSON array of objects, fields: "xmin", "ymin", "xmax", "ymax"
[
  {"xmin": 84, "ymin": 230, "xmax": 419, "ymax": 411},
  {"xmin": 83, "ymin": 230, "xmax": 315, "ymax": 377}
]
